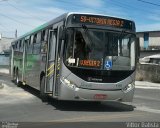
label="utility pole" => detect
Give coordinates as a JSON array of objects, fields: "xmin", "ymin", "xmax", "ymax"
[{"xmin": 15, "ymin": 29, "xmax": 17, "ymax": 38}]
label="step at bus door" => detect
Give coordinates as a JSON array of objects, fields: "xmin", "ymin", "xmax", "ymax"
[{"xmin": 46, "ymin": 28, "xmax": 59, "ymax": 97}]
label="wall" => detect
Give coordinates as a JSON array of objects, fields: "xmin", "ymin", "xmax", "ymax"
[
  {"xmin": 140, "ymin": 50, "xmax": 160, "ymax": 58},
  {"xmin": 136, "ymin": 31, "xmax": 160, "ymax": 50},
  {"xmin": 136, "ymin": 63, "xmax": 160, "ymax": 83},
  {"xmin": 137, "ymin": 33, "xmax": 144, "ymax": 49},
  {"xmin": 149, "ymin": 32, "xmax": 160, "ymax": 46},
  {"xmin": 0, "ymin": 54, "xmax": 10, "ymax": 66}
]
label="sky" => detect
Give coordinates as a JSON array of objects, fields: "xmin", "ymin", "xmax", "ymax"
[{"xmin": 1, "ymin": 0, "xmax": 160, "ymax": 38}]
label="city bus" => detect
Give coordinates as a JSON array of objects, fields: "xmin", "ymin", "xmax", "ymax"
[{"xmin": 10, "ymin": 12, "xmax": 139, "ymax": 102}]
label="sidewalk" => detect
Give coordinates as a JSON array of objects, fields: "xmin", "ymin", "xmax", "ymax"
[
  {"xmin": 0, "ymin": 68, "xmax": 9, "ymax": 74},
  {"xmin": 135, "ymin": 81, "xmax": 160, "ymax": 89}
]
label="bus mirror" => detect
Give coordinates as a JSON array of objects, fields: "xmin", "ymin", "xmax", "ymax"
[{"xmin": 59, "ymin": 26, "xmax": 65, "ymax": 40}]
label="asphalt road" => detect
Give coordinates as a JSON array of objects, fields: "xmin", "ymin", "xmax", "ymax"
[{"xmin": 0, "ymin": 74, "xmax": 160, "ymax": 127}]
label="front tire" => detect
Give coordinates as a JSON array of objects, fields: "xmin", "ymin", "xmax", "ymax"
[
  {"xmin": 12, "ymin": 67, "xmax": 16, "ymax": 81},
  {"xmin": 40, "ymin": 76, "xmax": 47, "ymax": 102}
]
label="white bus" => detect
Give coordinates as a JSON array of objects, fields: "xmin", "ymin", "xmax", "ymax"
[{"xmin": 11, "ymin": 12, "xmax": 139, "ymax": 102}]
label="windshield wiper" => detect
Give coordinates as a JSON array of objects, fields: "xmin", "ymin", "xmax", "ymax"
[
  {"xmin": 119, "ymin": 30, "xmax": 125, "ymax": 38},
  {"xmin": 81, "ymin": 24, "xmax": 93, "ymax": 49},
  {"xmin": 82, "ymin": 24, "xmax": 88, "ymax": 30}
]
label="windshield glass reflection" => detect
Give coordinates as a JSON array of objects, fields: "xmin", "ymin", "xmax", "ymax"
[{"xmin": 65, "ymin": 28, "xmax": 135, "ymax": 70}]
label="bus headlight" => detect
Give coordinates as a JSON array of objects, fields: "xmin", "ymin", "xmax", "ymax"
[
  {"xmin": 122, "ymin": 82, "xmax": 135, "ymax": 93},
  {"xmin": 61, "ymin": 77, "xmax": 77, "ymax": 89}
]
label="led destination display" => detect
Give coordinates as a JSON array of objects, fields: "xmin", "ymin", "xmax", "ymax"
[{"xmin": 72, "ymin": 14, "xmax": 134, "ymax": 30}]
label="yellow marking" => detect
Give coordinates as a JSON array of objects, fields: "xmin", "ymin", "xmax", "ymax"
[
  {"xmin": 47, "ymin": 69, "xmax": 54, "ymax": 77},
  {"xmin": 57, "ymin": 63, "xmax": 60, "ymax": 69},
  {"xmin": 47, "ymin": 63, "xmax": 55, "ymax": 71},
  {"xmin": 47, "ymin": 62, "xmax": 61, "ymax": 77},
  {"xmin": 56, "ymin": 74, "xmax": 60, "ymax": 78}
]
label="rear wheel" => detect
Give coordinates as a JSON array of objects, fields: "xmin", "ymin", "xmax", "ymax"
[
  {"xmin": 15, "ymin": 69, "xmax": 21, "ymax": 87},
  {"xmin": 40, "ymin": 76, "xmax": 47, "ymax": 102},
  {"xmin": 12, "ymin": 67, "xmax": 16, "ymax": 82}
]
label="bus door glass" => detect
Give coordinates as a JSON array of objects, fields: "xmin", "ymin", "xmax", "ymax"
[{"xmin": 46, "ymin": 27, "xmax": 58, "ymax": 95}]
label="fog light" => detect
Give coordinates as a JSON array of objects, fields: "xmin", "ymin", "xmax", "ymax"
[
  {"xmin": 61, "ymin": 77, "xmax": 77, "ymax": 89},
  {"xmin": 122, "ymin": 82, "xmax": 135, "ymax": 93}
]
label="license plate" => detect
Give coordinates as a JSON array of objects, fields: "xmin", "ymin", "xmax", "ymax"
[{"xmin": 94, "ymin": 94, "xmax": 107, "ymax": 100}]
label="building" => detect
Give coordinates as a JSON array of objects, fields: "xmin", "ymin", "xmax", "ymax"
[
  {"xmin": 0, "ymin": 34, "xmax": 14, "ymax": 66},
  {"xmin": 136, "ymin": 31, "xmax": 160, "ymax": 50},
  {"xmin": 0, "ymin": 34, "xmax": 14, "ymax": 54}
]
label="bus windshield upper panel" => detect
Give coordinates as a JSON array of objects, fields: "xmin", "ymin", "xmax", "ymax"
[{"xmin": 64, "ymin": 28, "xmax": 136, "ymax": 71}]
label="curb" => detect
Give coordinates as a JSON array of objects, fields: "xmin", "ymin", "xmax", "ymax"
[{"xmin": 135, "ymin": 81, "xmax": 160, "ymax": 88}]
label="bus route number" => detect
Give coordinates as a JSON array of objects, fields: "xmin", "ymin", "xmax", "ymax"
[{"xmin": 80, "ymin": 15, "xmax": 124, "ymax": 27}]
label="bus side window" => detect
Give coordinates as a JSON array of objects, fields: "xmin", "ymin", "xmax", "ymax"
[
  {"xmin": 41, "ymin": 29, "xmax": 48, "ymax": 53},
  {"xmin": 29, "ymin": 36, "xmax": 32, "ymax": 45},
  {"xmin": 12, "ymin": 44, "xmax": 14, "ymax": 50},
  {"xmin": 15, "ymin": 42, "xmax": 18, "ymax": 50},
  {"xmin": 20, "ymin": 40, "xmax": 24, "ymax": 52},
  {"xmin": 16, "ymin": 41, "xmax": 19, "ymax": 51},
  {"xmin": 37, "ymin": 32, "xmax": 41, "ymax": 43},
  {"xmin": 12, "ymin": 43, "xmax": 15, "ymax": 50},
  {"xmin": 45, "ymin": 29, "xmax": 49, "ymax": 41},
  {"xmin": 33, "ymin": 34, "xmax": 37, "ymax": 44},
  {"xmin": 41, "ymin": 30, "xmax": 45, "ymax": 41},
  {"xmin": 30, "ymin": 35, "xmax": 34, "ymax": 45},
  {"xmin": 25, "ymin": 39, "xmax": 28, "ymax": 51},
  {"xmin": 19, "ymin": 40, "xmax": 21, "ymax": 50},
  {"xmin": 33, "ymin": 33, "xmax": 41, "ymax": 54},
  {"xmin": 28, "ymin": 35, "xmax": 33, "ymax": 54}
]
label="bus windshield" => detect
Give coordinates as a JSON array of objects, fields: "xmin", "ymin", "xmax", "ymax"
[{"xmin": 65, "ymin": 28, "xmax": 136, "ymax": 70}]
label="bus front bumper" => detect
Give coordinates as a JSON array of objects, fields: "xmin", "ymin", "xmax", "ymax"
[{"xmin": 58, "ymin": 82, "xmax": 135, "ymax": 102}]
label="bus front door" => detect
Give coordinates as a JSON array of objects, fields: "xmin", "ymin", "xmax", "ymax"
[{"xmin": 46, "ymin": 28, "xmax": 58, "ymax": 97}]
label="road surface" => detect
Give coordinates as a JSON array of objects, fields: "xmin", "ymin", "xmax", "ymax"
[{"xmin": 0, "ymin": 74, "xmax": 160, "ymax": 127}]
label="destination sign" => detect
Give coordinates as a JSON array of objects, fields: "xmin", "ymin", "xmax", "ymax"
[
  {"xmin": 72, "ymin": 14, "xmax": 134, "ymax": 30},
  {"xmin": 80, "ymin": 16, "xmax": 124, "ymax": 27},
  {"xmin": 79, "ymin": 59, "xmax": 101, "ymax": 68}
]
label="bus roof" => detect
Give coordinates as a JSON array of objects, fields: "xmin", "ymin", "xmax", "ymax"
[
  {"xmin": 12, "ymin": 13, "xmax": 68, "ymax": 43},
  {"xmin": 12, "ymin": 12, "xmax": 135, "ymax": 43}
]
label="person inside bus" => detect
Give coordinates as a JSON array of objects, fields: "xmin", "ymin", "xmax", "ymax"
[{"xmin": 74, "ymin": 31, "xmax": 88, "ymax": 59}]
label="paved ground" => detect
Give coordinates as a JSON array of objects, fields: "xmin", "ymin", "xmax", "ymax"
[
  {"xmin": 0, "ymin": 73, "xmax": 160, "ymax": 127},
  {"xmin": 0, "ymin": 68, "xmax": 9, "ymax": 74}
]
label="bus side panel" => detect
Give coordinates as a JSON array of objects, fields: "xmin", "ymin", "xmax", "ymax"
[
  {"xmin": 13, "ymin": 50, "xmax": 23, "ymax": 81},
  {"xmin": 25, "ymin": 38, "xmax": 42, "ymax": 90}
]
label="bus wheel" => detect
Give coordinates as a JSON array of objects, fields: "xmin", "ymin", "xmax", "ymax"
[
  {"xmin": 16, "ymin": 69, "xmax": 21, "ymax": 87},
  {"xmin": 40, "ymin": 76, "xmax": 47, "ymax": 102},
  {"xmin": 12, "ymin": 67, "xmax": 16, "ymax": 81}
]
